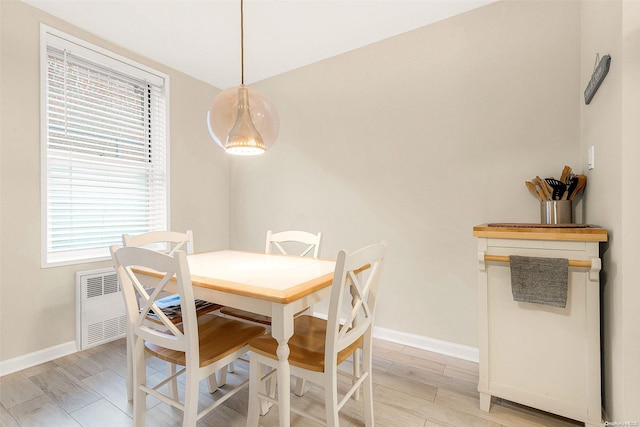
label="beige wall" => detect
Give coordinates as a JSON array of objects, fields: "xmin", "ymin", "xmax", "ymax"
[
  {"xmin": 0, "ymin": 0, "xmax": 229, "ymax": 361},
  {"xmin": 230, "ymin": 0, "xmax": 581, "ymax": 347},
  {"xmin": 581, "ymin": 0, "xmax": 640, "ymax": 421}
]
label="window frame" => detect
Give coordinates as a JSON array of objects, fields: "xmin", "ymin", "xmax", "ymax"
[{"xmin": 40, "ymin": 25, "xmax": 171, "ymax": 267}]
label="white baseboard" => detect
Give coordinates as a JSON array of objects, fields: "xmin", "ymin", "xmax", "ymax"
[
  {"xmin": 312, "ymin": 311, "xmax": 479, "ymax": 363},
  {"xmin": 0, "ymin": 324, "xmax": 479, "ymax": 378},
  {"xmin": 0, "ymin": 341, "xmax": 77, "ymax": 377},
  {"xmin": 373, "ymin": 326, "xmax": 479, "ymax": 363}
]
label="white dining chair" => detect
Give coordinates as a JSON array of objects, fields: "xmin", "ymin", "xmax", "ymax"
[
  {"xmin": 265, "ymin": 229, "xmax": 323, "ymax": 257},
  {"xmin": 246, "ymin": 241, "xmax": 387, "ymax": 427},
  {"xmin": 110, "ymin": 245, "xmax": 266, "ymax": 427},
  {"xmin": 121, "ymin": 230, "xmax": 223, "ymax": 400}
]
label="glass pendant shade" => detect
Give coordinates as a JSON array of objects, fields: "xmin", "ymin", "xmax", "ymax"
[{"xmin": 208, "ymin": 85, "xmax": 279, "ymax": 155}]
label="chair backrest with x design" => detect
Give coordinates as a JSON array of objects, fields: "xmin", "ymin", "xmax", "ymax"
[
  {"xmin": 265, "ymin": 230, "xmax": 322, "ymax": 258},
  {"xmin": 112, "ymin": 246, "xmax": 199, "ymax": 358},
  {"xmin": 122, "ymin": 230, "xmax": 194, "ymax": 256},
  {"xmin": 324, "ymin": 241, "xmax": 387, "ymax": 368}
]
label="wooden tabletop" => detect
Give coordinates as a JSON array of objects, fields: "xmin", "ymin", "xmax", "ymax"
[
  {"xmin": 134, "ymin": 250, "xmax": 337, "ymax": 304},
  {"xmin": 473, "ymin": 223, "xmax": 608, "ymax": 242}
]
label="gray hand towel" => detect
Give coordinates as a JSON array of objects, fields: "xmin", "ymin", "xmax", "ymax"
[{"xmin": 509, "ymin": 255, "xmax": 568, "ymax": 308}]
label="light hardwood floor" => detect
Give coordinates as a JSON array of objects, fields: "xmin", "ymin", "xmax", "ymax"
[{"xmin": 0, "ymin": 337, "xmax": 583, "ymax": 427}]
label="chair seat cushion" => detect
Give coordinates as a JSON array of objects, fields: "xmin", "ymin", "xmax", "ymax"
[
  {"xmin": 145, "ymin": 316, "xmax": 265, "ymax": 368},
  {"xmin": 248, "ymin": 315, "xmax": 362, "ymax": 372}
]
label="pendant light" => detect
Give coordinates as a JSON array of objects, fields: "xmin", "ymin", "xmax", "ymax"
[{"xmin": 207, "ymin": 0, "xmax": 279, "ymax": 155}]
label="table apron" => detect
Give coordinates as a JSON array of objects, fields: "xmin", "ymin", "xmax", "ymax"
[{"xmin": 140, "ymin": 275, "xmax": 333, "ymax": 319}]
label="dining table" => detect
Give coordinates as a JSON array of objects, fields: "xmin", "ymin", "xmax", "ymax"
[{"xmin": 137, "ymin": 249, "xmax": 337, "ymax": 427}]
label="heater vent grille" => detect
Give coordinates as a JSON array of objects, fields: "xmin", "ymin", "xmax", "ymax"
[{"xmin": 76, "ymin": 267, "xmax": 127, "ymax": 350}]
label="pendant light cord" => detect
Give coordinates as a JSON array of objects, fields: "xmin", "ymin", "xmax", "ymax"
[{"xmin": 240, "ymin": 0, "xmax": 245, "ymax": 85}]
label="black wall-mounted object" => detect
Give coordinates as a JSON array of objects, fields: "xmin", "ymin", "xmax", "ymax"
[{"xmin": 584, "ymin": 54, "xmax": 611, "ymax": 105}]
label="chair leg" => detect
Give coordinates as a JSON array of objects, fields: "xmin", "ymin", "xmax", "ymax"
[
  {"xmin": 324, "ymin": 373, "xmax": 340, "ymax": 427},
  {"xmin": 132, "ymin": 339, "xmax": 146, "ymax": 427},
  {"xmin": 206, "ymin": 372, "xmax": 219, "ymax": 393},
  {"xmin": 362, "ymin": 339, "xmax": 374, "ymax": 427},
  {"xmin": 362, "ymin": 372, "xmax": 374, "ymax": 427},
  {"xmin": 294, "ymin": 377, "xmax": 306, "ymax": 396},
  {"xmin": 126, "ymin": 330, "xmax": 133, "ymax": 401},
  {"xmin": 246, "ymin": 355, "xmax": 261, "ymax": 427},
  {"xmin": 261, "ymin": 365, "xmax": 275, "ymax": 416},
  {"xmin": 353, "ymin": 347, "xmax": 362, "ymax": 401},
  {"xmin": 217, "ymin": 366, "xmax": 228, "ymax": 387},
  {"xmin": 227, "ymin": 361, "xmax": 235, "ymax": 373},
  {"xmin": 167, "ymin": 362, "xmax": 179, "ymax": 399},
  {"xmin": 183, "ymin": 369, "xmax": 199, "ymax": 427}
]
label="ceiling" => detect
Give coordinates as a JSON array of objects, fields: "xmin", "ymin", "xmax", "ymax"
[{"xmin": 21, "ymin": 0, "xmax": 494, "ymax": 89}]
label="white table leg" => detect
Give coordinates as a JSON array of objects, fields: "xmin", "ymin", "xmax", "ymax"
[
  {"xmin": 271, "ymin": 304, "xmax": 295, "ymax": 427},
  {"xmin": 276, "ymin": 341, "xmax": 291, "ymax": 427}
]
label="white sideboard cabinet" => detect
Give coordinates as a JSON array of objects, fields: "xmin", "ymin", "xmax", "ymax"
[{"xmin": 473, "ymin": 224, "xmax": 607, "ymax": 427}]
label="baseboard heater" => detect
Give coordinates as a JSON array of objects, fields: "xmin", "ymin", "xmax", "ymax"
[{"xmin": 76, "ymin": 267, "xmax": 127, "ymax": 350}]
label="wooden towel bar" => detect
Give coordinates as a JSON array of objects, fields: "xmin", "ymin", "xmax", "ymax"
[{"xmin": 483, "ymin": 254, "xmax": 592, "ymax": 268}]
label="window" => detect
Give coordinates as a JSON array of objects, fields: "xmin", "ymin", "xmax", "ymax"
[{"xmin": 41, "ymin": 26, "xmax": 169, "ymax": 267}]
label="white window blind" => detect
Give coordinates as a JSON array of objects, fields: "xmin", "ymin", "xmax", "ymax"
[{"xmin": 42, "ymin": 27, "xmax": 169, "ymax": 266}]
